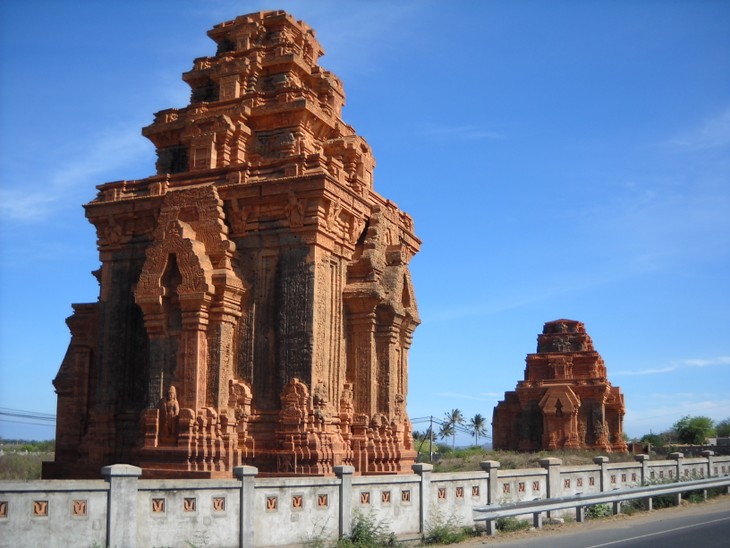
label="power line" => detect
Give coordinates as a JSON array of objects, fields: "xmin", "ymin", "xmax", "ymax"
[{"xmin": 0, "ymin": 407, "xmax": 56, "ymax": 427}]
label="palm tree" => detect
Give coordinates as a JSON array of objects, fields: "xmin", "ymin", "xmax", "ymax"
[
  {"xmin": 438, "ymin": 420, "xmax": 455, "ymax": 446},
  {"xmin": 469, "ymin": 413, "xmax": 488, "ymax": 447},
  {"xmin": 443, "ymin": 409, "xmax": 464, "ymax": 449}
]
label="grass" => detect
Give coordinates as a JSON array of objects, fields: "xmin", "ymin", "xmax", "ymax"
[
  {"xmin": 424, "ymin": 447, "xmax": 637, "ymax": 473},
  {"xmin": 0, "ymin": 452, "xmax": 53, "ymax": 480},
  {"xmin": 0, "ymin": 439, "xmax": 55, "ymax": 480}
]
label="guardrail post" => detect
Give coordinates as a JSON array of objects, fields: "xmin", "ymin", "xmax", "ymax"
[
  {"xmin": 539, "ymin": 457, "xmax": 561, "ymax": 522},
  {"xmin": 634, "ymin": 454, "xmax": 652, "ymax": 510},
  {"xmin": 669, "ymin": 452, "xmax": 684, "ymax": 505},
  {"xmin": 413, "ymin": 463, "xmax": 433, "ymax": 534},
  {"xmin": 102, "ymin": 464, "xmax": 142, "ymax": 548},
  {"xmin": 335, "ymin": 465, "xmax": 355, "ymax": 539},
  {"xmin": 234, "ymin": 465, "xmax": 258, "ymax": 548}
]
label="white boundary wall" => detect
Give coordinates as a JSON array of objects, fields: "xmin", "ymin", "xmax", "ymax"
[{"xmin": 1, "ymin": 452, "xmax": 729, "ymax": 548}]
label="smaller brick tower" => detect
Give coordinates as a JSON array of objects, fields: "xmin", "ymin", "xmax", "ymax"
[{"xmin": 492, "ymin": 320, "xmax": 627, "ymax": 453}]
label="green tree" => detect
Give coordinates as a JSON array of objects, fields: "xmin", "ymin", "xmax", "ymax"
[
  {"xmin": 673, "ymin": 415, "xmax": 716, "ymax": 444},
  {"xmin": 440, "ymin": 409, "xmax": 464, "ymax": 449},
  {"xmin": 438, "ymin": 421, "xmax": 455, "ymax": 447},
  {"xmin": 640, "ymin": 431, "xmax": 668, "ymax": 447},
  {"xmin": 468, "ymin": 413, "xmax": 488, "ymax": 446},
  {"xmin": 715, "ymin": 418, "xmax": 730, "ymax": 437}
]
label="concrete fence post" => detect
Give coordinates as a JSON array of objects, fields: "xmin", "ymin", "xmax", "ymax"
[
  {"xmin": 634, "ymin": 454, "xmax": 652, "ymax": 510},
  {"xmin": 699, "ymin": 451, "xmax": 715, "ymax": 501},
  {"xmin": 234, "ymin": 465, "xmax": 258, "ymax": 548},
  {"xmin": 412, "ymin": 463, "xmax": 433, "ymax": 534},
  {"xmin": 592, "ymin": 457, "xmax": 621, "ymax": 514},
  {"xmin": 539, "ymin": 457, "xmax": 562, "ymax": 523},
  {"xmin": 669, "ymin": 452, "xmax": 684, "ymax": 505},
  {"xmin": 334, "ymin": 465, "xmax": 355, "ymax": 539},
  {"xmin": 101, "ymin": 464, "xmax": 142, "ymax": 548},
  {"xmin": 479, "ymin": 460, "xmax": 501, "ymax": 535},
  {"xmin": 540, "ymin": 458, "xmax": 562, "ymax": 498},
  {"xmin": 701, "ymin": 450, "xmax": 715, "ymax": 478},
  {"xmin": 479, "ymin": 460, "xmax": 501, "ymax": 506},
  {"xmin": 669, "ymin": 452, "xmax": 684, "ymax": 479},
  {"xmin": 592, "ymin": 456, "xmax": 610, "ymax": 492},
  {"xmin": 634, "ymin": 454, "xmax": 650, "ymax": 485}
]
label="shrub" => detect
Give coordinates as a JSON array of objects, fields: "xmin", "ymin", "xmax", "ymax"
[
  {"xmin": 423, "ymin": 514, "xmax": 475, "ymax": 545},
  {"xmin": 495, "ymin": 517, "xmax": 531, "ymax": 532},
  {"xmin": 685, "ymin": 487, "xmax": 725, "ymax": 504},
  {"xmin": 585, "ymin": 503, "xmax": 612, "ymax": 519},
  {"xmin": 620, "ymin": 499, "xmax": 646, "ymax": 515},
  {"xmin": 337, "ymin": 513, "xmax": 399, "ymax": 548}
]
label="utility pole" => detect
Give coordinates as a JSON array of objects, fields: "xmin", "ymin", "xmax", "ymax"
[{"xmin": 429, "ymin": 416, "xmax": 434, "ymax": 462}]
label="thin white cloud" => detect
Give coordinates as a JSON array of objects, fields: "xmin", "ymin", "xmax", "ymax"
[
  {"xmin": 0, "ymin": 190, "xmax": 58, "ymax": 221},
  {"xmin": 421, "ymin": 125, "xmax": 505, "ymax": 140},
  {"xmin": 684, "ymin": 356, "xmax": 730, "ymax": 367},
  {"xmin": 628, "ymin": 399, "xmax": 730, "ymax": 422},
  {"xmin": 614, "ymin": 366, "xmax": 678, "ymax": 376},
  {"xmin": 614, "ymin": 356, "xmax": 730, "ymax": 376},
  {"xmin": 666, "ymin": 106, "xmax": 730, "ymax": 151},
  {"xmin": 423, "ymin": 266, "xmax": 631, "ymax": 323},
  {"xmin": 1, "ymin": 126, "xmax": 152, "ymax": 222},
  {"xmin": 624, "ymin": 397, "xmax": 730, "ymax": 436}
]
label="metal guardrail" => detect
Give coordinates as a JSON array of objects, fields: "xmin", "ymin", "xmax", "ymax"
[{"xmin": 473, "ymin": 475, "xmax": 730, "ymax": 535}]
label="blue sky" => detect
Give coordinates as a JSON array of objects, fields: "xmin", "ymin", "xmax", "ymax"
[{"xmin": 1, "ymin": 0, "xmax": 729, "ymax": 444}]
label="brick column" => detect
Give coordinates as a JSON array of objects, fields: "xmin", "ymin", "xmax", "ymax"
[
  {"xmin": 413, "ymin": 463, "xmax": 433, "ymax": 534},
  {"xmin": 102, "ymin": 464, "xmax": 142, "ymax": 548},
  {"xmin": 335, "ymin": 465, "xmax": 355, "ymax": 538},
  {"xmin": 234, "ymin": 465, "xmax": 258, "ymax": 548},
  {"xmin": 634, "ymin": 454, "xmax": 652, "ymax": 510}
]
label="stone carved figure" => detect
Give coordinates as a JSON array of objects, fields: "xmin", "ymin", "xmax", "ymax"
[
  {"xmin": 285, "ymin": 190, "xmax": 305, "ymax": 227},
  {"xmin": 160, "ymin": 386, "xmax": 180, "ymax": 441}
]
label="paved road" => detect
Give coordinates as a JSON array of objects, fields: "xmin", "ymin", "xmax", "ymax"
[{"xmin": 472, "ymin": 495, "xmax": 730, "ymax": 548}]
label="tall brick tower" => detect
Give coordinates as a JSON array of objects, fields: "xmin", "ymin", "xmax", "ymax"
[{"xmin": 45, "ymin": 11, "xmax": 420, "ymax": 478}]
